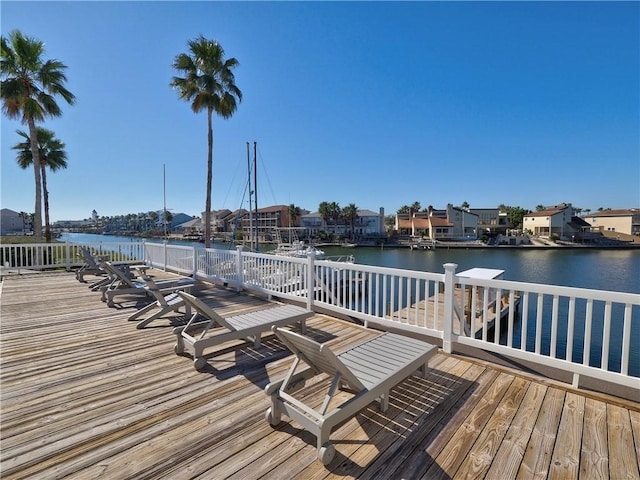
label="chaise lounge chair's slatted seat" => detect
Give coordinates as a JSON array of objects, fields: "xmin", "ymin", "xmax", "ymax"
[
  {"xmin": 99, "ymin": 261, "xmax": 194, "ymax": 307},
  {"xmin": 173, "ymin": 291, "xmax": 314, "ymax": 371},
  {"xmin": 264, "ymin": 327, "xmax": 437, "ymax": 465},
  {"xmin": 127, "ymin": 276, "xmax": 195, "ymax": 329}
]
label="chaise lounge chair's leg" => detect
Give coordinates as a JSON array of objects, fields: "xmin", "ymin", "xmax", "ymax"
[
  {"xmin": 265, "ymin": 398, "xmax": 283, "ymax": 426},
  {"xmin": 379, "ymin": 391, "xmax": 389, "ymax": 412},
  {"xmin": 173, "ymin": 327, "xmax": 185, "ymax": 355},
  {"xmin": 193, "ymin": 357, "xmax": 207, "ymax": 371},
  {"xmin": 317, "ymin": 430, "xmax": 335, "ymax": 465},
  {"xmin": 106, "ymin": 292, "xmax": 116, "ymax": 307}
]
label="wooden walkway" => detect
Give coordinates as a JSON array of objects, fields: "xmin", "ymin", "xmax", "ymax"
[{"xmin": 1, "ymin": 271, "xmax": 639, "ymax": 479}]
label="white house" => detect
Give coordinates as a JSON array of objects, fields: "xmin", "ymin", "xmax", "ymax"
[
  {"xmin": 300, "ymin": 208, "xmax": 386, "ymax": 239},
  {"xmin": 522, "ymin": 203, "xmax": 588, "ymax": 239},
  {"xmin": 583, "ymin": 209, "xmax": 640, "ymax": 237}
]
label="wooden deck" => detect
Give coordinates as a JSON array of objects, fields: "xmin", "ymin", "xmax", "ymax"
[{"xmin": 1, "ymin": 271, "xmax": 639, "ymax": 479}]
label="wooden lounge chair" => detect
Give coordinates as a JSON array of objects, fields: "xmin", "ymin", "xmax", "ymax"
[
  {"xmin": 173, "ymin": 291, "xmax": 314, "ymax": 371},
  {"xmin": 76, "ymin": 246, "xmax": 110, "ymax": 284},
  {"xmin": 264, "ymin": 328, "xmax": 437, "ymax": 465},
  {"xmin": 99, "ymin": 261, "xmax": 194, "ymax": 307},
  {"xmin": 76, "ymin": 246, "xmax": 140, "ymax": 290},
  {"xmin": 127, "ymin": 276, "xmax": 195, "ymax": 329}
]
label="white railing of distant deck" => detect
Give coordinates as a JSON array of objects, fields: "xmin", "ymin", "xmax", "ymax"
[{"xmin": 2, "ymin": 241, "xmax": 638, "ymax": 390}]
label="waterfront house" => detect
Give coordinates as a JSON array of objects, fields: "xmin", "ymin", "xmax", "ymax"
[
  {"xmin": 469, "ymin": 207, "xmax": 509, "ymax": 235},
  {"xmin": 522, "ymin": 203, "xmax": 587, "ymax": 239},
  {"xmin": 0, "ymin": 209, "xmax": 28, "ymax": 235},
  {"xmin": 394, "ymin": 204, "xmax": 479, "ymax": 240},
  {"xmin": 176, "ymin": 217, "xmax": 203, "ymax": 236},
  {"xmin": 236, "ymin": 204, "xmax": 295, "ymax": 244},
  {"xmin": 300, "ymin": 211, "xmax": 323, "ymax": 237},
  {"xmin": 300, "ymin": 208, "xmax": 386, "ymax": 240},
  {"xmin": 583, "ymin": 208, "xmax": 640, "ymax": 237}
]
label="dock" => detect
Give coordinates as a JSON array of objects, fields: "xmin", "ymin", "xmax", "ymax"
[
  {"xmin": 393, "ymin": 286, "xmax": 520, "ymax": 337},
  {"xmin": 1, "ymin": 271, "xmax": 638, "ymax": 479}
]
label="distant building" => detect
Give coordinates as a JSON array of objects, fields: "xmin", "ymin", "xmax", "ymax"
[
  {"xmin": 1, "ymin": 209, "xmax": 28, "ymax": 235},
  {"xmin": 469, "ymin": 208, "xmax": 509, "ymax": 235},
  {"xmin": 176, "ymin": 217, "xmax": 203, "ymax": 235},
  {"xmin": 300, "ymin": 208, "xmax": 386, "ymax": 238},
  {"xmin": 522, "ymin": 203, "xmax": 589, "ymax": 239},
  {"xmin": 582, "ymin": 209, "xmax": 640, "ymax": 237},
  {"xmin": 394, "ymin": 204, "xmax": 478, "ymax": 240}
]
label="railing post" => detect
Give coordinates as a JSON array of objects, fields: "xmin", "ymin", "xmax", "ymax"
[
  {"xmin": 306, "ymin": 252, "xmax": 315, "ymax": 311},
  {"xmin": 65, "ymin": 240, "xmax": 71, "ymax": 271},
  {"xmin": 163, "ymin": 239, "xmax": 168, "ymax": 271},
  {"xmin": 236, "ymin": 246, "xmax": 244, "ymax": 292},
  {"xmin": 192, "ymin": 246, "xmax": 198, "ymax": 278},
  {"xmin": 442, "ymin": 263, "xmax": 458, "ymax": 353}
]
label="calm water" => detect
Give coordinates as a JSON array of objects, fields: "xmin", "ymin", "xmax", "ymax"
[{"xmin": 61, "ymin": 232, "xmax": 640, "ymax": 293}]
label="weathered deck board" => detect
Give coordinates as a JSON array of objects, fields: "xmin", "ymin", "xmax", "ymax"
[{"xmin": 0, "ymin": 271, "xmax": 638, "ymax": 479}]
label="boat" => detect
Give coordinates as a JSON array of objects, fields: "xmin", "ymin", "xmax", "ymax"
[
  {"xmin": 409, "ymin": 238, "xmax": 436, "ymax": 250},
  {"xmin": 267, "ymin": 227, "xmax": 325, "ymax": 259},
  {"xmin": 270, "ymin": 241, "xmax": 326, "ymax": 259}
]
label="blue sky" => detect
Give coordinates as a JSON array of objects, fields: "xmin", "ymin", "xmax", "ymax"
[{"xmin": 1, "ymin": 1, "xmax": 638, "ymax": 221}]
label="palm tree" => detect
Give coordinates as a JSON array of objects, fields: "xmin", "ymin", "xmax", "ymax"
[
  {"xmin": 318, "ymin": 201, "xmax": 331, "ymax": 232},
  {"xmin": 342, "ymin": 203, "xmax": 358, "ymax": 240},
  {"xmin": 18, "ymin": 211, "xmax": 29, "ymax": 234},
  {"xmin": 288, "ymin": 204, "xmax": 301, "ymax": 226},
  {"xmin": 171, "ymin": 35, "xmax": 242, "ymax": 248},
  {"xmin": 12, "ymin": 127, "xmax": 68, "ymax": 242},
  {"xmin": 1, "ymin": 30, "xmax": 75, "ymax": 242}
]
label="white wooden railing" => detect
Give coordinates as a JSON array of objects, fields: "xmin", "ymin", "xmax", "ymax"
[{"xmin": 2, "ymin": 241, "xmax": 638, "ymax": 390}]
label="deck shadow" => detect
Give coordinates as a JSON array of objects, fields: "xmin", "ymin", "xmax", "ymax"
[{"xmin": 269, "ymin": 367, "xmax": 476, "ymax": 476}]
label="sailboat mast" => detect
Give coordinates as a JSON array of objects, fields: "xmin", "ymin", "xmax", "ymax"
[
  {"xmin": 246, "ymin": 142, "xmax": 253, "ymax": 250},
  {"xmin": 253, "ymin": 141, "xmax": 258, "ymax": 249}
]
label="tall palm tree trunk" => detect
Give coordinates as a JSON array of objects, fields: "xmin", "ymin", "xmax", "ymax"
[
  {"xmin": 204, "ymin": 108, "xmax": 214, "ymax": 248},
  {"xmin": 41, "ymin": 164, "xmax": 52, "ymax": 242},
  {"xmin": 27, "ymin": 117, "xmax": 43, "ymax": 242}
]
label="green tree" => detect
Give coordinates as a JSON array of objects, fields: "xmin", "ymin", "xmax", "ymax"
[
  {"xmin": 287, "ymin": 203, "xmax": 302, "ymax": 230},
  {"xmin": 171, "ymin": 35, "xmax": 242, "ymax": 248},
  {"xmin": 342, "ymin": 203, "xmax": 358, "ymax": 240},
  {"xmin": 397, "ymin": 205, "xmax": 411, "ymax": 214},
  {"xmin": 18, "ymin": 211, "xmax": 29, "ymax": 233},
  {"xmin": 318, "ymin": 201, "xmax": 332, "ymax": 231},
  {"xmin": 12, "ymin": 127, "xmax": 68, "ymax": 242},
  {"xmin": 1, "ymin": 30, "xmax": 75, "ymax": 242},
  {"xmin": 501, "ymin": 205, "xmax": 529, "ymax": 230}
]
